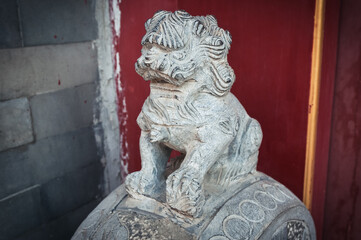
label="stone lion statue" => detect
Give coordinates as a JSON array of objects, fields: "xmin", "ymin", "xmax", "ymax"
[{"xmin": 125, "ymin": 10, "xmax": 263, "ymax": 217}]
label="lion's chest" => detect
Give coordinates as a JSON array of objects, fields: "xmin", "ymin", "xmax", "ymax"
[
  {"xmin": 141, "ymin": 82, "xmax": 204, "ymax": 126},
  {"xmin": 142, "ymin": 96, "xmax": 193, "ymax": 126}
]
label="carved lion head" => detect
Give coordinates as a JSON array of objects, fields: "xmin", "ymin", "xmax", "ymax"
[{"xmin": 135, "ymin": 10, "xmax": 235, "ymax": 97}]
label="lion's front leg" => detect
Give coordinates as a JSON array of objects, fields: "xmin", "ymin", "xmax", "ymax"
[
  {"xmin": 166, "ymin": 128, "xmax": 233, "ymax": 217},
  {"xmin": 125, "ymin": 130, "xmax": 171, "ymax": 199}
]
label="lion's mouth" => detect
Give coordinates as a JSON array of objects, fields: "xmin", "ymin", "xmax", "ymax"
[
  {"xmin": 138, "ymin": 68, "xmax": 183, "ymax": 86},
  {"xmin": 151, "ymin": 78, "xmax": 169, "ymax": 84},
  {"xmin": 150, "ymin": 81, "xmax": 182, "ymax": 93}
]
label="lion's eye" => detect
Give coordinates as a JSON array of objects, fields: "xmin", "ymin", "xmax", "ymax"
[
  {"xmin": 143, "ymin": 43, "xmax": 152, "ymax": 50},
  {"xmin": 156, "ymin": 45, "xmax": 169, "ymax": 52}
]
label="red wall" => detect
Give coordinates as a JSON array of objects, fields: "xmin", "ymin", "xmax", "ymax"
[
  {"xmin": 114, "ymin": 0, "xmax": 315, "ymax": 199},
  {"xmin": 323, "ymin": 0, "xmax": 361, "ymax": 238}
]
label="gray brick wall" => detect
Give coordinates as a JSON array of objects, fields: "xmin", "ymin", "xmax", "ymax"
[
  {"xmin": 0, "ymin": 0, "xmax": 97, "ymax": 49},
  {"xmin": 0, "ymin": 0, "xmax": 104, "ymax": 239}
]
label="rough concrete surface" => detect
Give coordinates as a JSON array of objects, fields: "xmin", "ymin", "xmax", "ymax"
[{"xmin": 94, "ymin": 0, "xmax": 122, "ymax": 194}]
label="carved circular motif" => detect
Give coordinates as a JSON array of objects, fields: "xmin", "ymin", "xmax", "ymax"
[
  {"xmin": 264, "ymin": 185, "xmax": 287, "ymax": 202},
  {"xmin": 239, "ymin": 200, "xmax": 265, "ymax": 223},
  {"xmin": 254, "ymin": 191, "xmax": 277, "ymax": 210},
  {"xmin": 222, "ymin": 215, "xmax": 251, "ymax": 240},
  {"xmin": 275, "ymin": 184, "xmax": 293, "ymax": 200}
]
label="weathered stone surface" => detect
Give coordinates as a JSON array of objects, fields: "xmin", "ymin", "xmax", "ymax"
[
  {"xmin": 18, "ymin": 0, "xmax": 97, "ymax": 46},
  {"xmin": 30, "ymin": 83, "xmax": 95, "ymax": 139},
  {"xmin": 0, "ymin": 0, "xmax": 22, "ymax": 48},
  {"xmin": 40, "ymin": 162, "xmax": 102, "ymax": 221},
  {"xmin": 0, "ymin": 98, "xmax": 34, "ymax": 151},
  {"xmin": 0, "ymin": 185, "xmax": 42, "ymax": 240},
  {"xmin": 73, "ymin": 173, "xmax": 315, "ymax": 239},
  {"xmin": 0, "ymin": 127, "xmax": 99, "ymax": 199},
  {"xmin": 0, "ymin": 42, "xmax": 97, "ymax": 101}
]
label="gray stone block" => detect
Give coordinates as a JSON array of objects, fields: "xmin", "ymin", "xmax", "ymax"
[
  {"xmin": 40, "ymin": 162, "xmax": 102, "ymax": 221},
  {"xmin": 0, "ymin": 0, "xmax": 22, "ymax": 48},
  {"xmin": 15, "ymin": 200, "xmax": 99, "ymax": 240},
  {"xmin": 0, "ymin": 185, "xmax": 42, "ymax": 240},
  {"xmin": 0, "ymin": 147, "xmax": 34, "ymax": 200},
  {"xmin": 18, "ymin": 0, "xmax": 97, "ymax": 46},
  {"xmin": 0, "ymin": 42, "xmax": 98, "ymax": 101},
  {"xmin": 0, "ymin": 98, "xmax": 34, "ymax": 151},
  {"xmin": 29, "ymin": 126, "xmax": 99, "ymax": 184},
  {"xmin": 0, "ymin": 127, "xmax": 99, "ymax": 199},
  {"xmin": 30, "ymin": 83, "xmax": 95, "ymax": 139}
]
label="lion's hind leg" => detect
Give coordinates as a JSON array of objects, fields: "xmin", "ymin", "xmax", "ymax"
[
  {"xmin": 211, "ymin": 119, "xmax": 263, "ymax": 185},
  {"xmin": 238, "ymin": 119, "xmax": 263, "ymax": 174}
]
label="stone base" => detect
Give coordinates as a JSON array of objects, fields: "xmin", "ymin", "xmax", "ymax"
[{"xmin": 72, "ymin": 172, "xmax": 315, "ymax": 239}]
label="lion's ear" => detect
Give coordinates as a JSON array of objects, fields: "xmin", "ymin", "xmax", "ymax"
[
  {"xmin": 224, "ymin": 30, "xmax": 232, "ymax": 45},
  {"xmin": 209, "ymin": 62, "xmax": 235, "ymax": 96},
  {"xmin": 222, "ymin": 30, "xmax": 232, "ymax": 50}
]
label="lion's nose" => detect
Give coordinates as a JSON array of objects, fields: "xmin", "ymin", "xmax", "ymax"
[
  {"xmin": 136, "ymin": 56, "xmax": 148, "ymax": 68},
  {"xmin": 143, "ymin": 56, "xmax": 151, "ymax": 67}
]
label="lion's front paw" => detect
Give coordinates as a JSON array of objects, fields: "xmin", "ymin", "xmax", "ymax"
[
  {"xmin": 125, "ymin": 171, "xmax": 164, "ymax": 198},
  {"xmin": 166, "ymin": 168, "xmax": 205, "ymax": 217}
]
